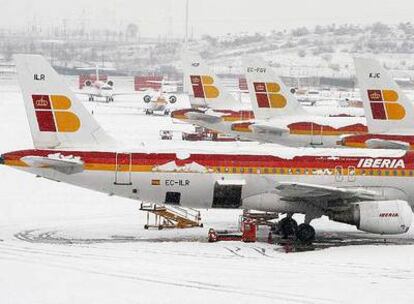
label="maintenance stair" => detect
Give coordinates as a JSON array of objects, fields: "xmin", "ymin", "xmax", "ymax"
[{"xmin": 140, "ymin": 202, "xmax": 203, "ymax": 229}]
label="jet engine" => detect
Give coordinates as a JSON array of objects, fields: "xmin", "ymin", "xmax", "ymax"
[
  {"xmin": 106, "ymin": 80, "xmax": 114, "ymax": 87},
  {"xmin": 143, "ymin": 95, "xmax": 152, "ymax": 103},
  {"xmin": 329, "ymin": 200, "xmax": 412, "ymax": 234},
  {"xmin": 84, "ymin": 80, "xmax": 92, "ymax": 87},
  {"xmin": 169, "ymin": 95, "xmax": 177, "ymax": 104}
]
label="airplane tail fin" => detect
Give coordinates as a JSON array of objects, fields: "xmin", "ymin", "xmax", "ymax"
[
  {"xmin": 14, "ymin": 54, "xmax": 114, "ymax": 149},
  {"xmin": 182, "ymin": 51, "xmax": 241, "ymax": 110},
  {"xmin": 242, "ymin": 56, "xmax": 306, "ymax": 120},
  {"xmin": 354, "ymin": 57, "xmax": 414, "ymax": 134}
]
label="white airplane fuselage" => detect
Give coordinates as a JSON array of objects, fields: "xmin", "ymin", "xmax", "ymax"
[{"xmin": 3, "ymin": 147, "xmax": 413, "ymax": 213}]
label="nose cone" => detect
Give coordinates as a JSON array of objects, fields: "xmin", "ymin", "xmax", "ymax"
[{"xmin": 0, "ymin": 154, "xmax": 4, "ymax": 165}]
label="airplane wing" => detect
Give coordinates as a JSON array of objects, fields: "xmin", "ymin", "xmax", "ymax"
[
  {"xmin": 76, "ymin": 91, "xmax": 98, "ymax": 97},
  {"xmin": 111, "ymin": 92, "xmax": 141, "ymax": 97},
  {"xmin": 274, "ymin": 182, "xmax": 377, "ymax": 202},
  {"xmin": 75, "ymin": 91, "xmax": 141, "ymax": 97},
  {"xmin": 366, "ymin": 139, "xmax": 410, "ymax": 150},
  {"xmin": 21, "ymin": 155, "xmax": 84, "ymax": 175}
]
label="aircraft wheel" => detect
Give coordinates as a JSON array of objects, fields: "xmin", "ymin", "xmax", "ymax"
[
  {"xmin": 296, "ymin": 223, "xmax": 315, "ymax": 244},
  {"xmin": 279, "ymin": 216, "xmax": 298, "ymax": 239},
  {"xmin": 144, "ymin": 224, "xmax": 149, "ymax": 230}
]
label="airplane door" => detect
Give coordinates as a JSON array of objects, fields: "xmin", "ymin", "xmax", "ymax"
[
  {"xmin": 212, "ymin": 182, "xmax": 242, "ymax": 208},
  {"xmin": 114, "ymin": 152, "xmax": 132, "ymax": 185},
  {"xmin": 310, "ymin": 123, "xmax": 323, "ymax": 146}
]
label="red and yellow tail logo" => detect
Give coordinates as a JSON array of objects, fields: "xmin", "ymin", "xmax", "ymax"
[
  {"xmin": 190, "ymin": 75, "xmax": 219, "ymax": 99},
  {"xmin": 367, "ymin": 89, "xmax": 405, "ymax": 120},
  {"xmin": 253, "ymin": 82, "xmax": 286, "ymax": 109},
  {"xmin": 32, "ymin": 95, "xmax": 80, "ymax": 132}
]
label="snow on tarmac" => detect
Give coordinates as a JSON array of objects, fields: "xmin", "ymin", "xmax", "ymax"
[{"xmin": 1, "ymin": 78, "xmax": 414, "ymax": 304}]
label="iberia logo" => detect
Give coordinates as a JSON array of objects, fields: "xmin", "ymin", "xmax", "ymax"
[
  {"xmin": 367, "ymin": 89, "xmax": 405, "ymax": 120},
  {"xmin": 32, "ymin": 95, "xmax": 80, "ymax": 132},
  {"xmin": 190, "ymin": 75, "xmax": 220, "ymax": 99},
  {"xmin": 253, "ymin": 82, "xmax": 287, "ymax": 108}
]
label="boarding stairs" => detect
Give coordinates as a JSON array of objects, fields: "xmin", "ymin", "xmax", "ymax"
[{"xmin": 140, "ymin": 202, "xmax": 203, "ymax": 229}]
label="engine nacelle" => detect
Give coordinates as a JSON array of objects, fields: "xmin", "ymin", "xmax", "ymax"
[
  {"xmin": 330, "ymin": 200, "xmax": 412, "ymax": 235},
  {"xmin": 143, "ymin": 95, "xmax": 152, "ymax": 103},
  {"xmin": 106, "ymin": 80, "xmax": 114, "ymax": 87},
  {"xmin": 84, "ymin": 80, "xmax": 92, "ymax": 87},
  {"xmin": 169, "ymin": 95, "xmax": 177, "ymax": 104}
]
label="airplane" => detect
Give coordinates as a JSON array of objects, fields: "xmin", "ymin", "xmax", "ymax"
[
  {"xmin": 2, "ymin": 54, "xmax": 413, "ymax": 244},
  {"xmin": 141, "ymin": 79, "xmax": 180, "ymax": 116},
  {"xmin": 171, "ymin": 55, "xmax": 255, "ymax": 137},
  {"xmin": 76, "ymin": 65, "xmax": 137, "ymax": 103},
  {"xmin": 340, "ymin": 58, "xmax": 414, "ymax": 150},
  {"xmin": 173, "ymin": 56, "xmax": 368, "ymax": 146}
]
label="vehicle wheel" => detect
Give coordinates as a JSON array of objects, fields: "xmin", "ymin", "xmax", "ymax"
[
  {"xmin": 296, "ymin": 223, "xmax": 315, "ymax": 244},
  {"xmin": 144, "ymin": 224, "xmax": 149, "ymax": 230},
  {"xmin": 158, "ymin": 225, "xmax": 163, "ymax": 230},
  {"xmin": 279, "ymin": 217, "xmax": 298, "ymax": 239},
  {"xmin": 164, "ymin": 110, "xmax": 170, "ymax": 116}
]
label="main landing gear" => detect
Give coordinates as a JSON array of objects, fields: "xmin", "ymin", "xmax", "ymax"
[{"xmin": 273, "ymin": 215, "xmax": 316, "ymax": 244}]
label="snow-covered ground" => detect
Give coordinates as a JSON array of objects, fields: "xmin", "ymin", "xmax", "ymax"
[{"xmin": 1, "ymin": 77, "xmax": 414, "ymax": 304}]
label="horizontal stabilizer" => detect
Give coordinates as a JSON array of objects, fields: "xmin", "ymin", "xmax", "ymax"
[
  {"xmin": 21, "ymin": 154, "xmax": 84, "ymax": 175},
  {"xmin": 251, "ymin": 123, "xmax": 289, "ymax": 136},
  {"xmin": 186, "ymin": 112, "xmax": 223, "ymax": 124}
]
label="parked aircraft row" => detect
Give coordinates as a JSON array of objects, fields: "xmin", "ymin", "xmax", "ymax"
[
  {"xmin": 173, "ymin": 55, "xmax": 414, "ymax": 151},
  {"xmin": 76, "ymin": 65, "xmax": 179, "ymax": 115},
  {"xmin": 1, "ymin": 54, "xmax": 414, "ymax": 244}
]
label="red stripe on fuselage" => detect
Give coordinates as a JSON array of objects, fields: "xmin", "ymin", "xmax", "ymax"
[{"xmin": 3, "ymin": 149, "xmax": 413, "ymax": 170}]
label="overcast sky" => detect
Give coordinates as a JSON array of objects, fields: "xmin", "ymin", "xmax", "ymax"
[{"xmin": 1, "ymin": 0, "xmax": 413, "ymax": 38}]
